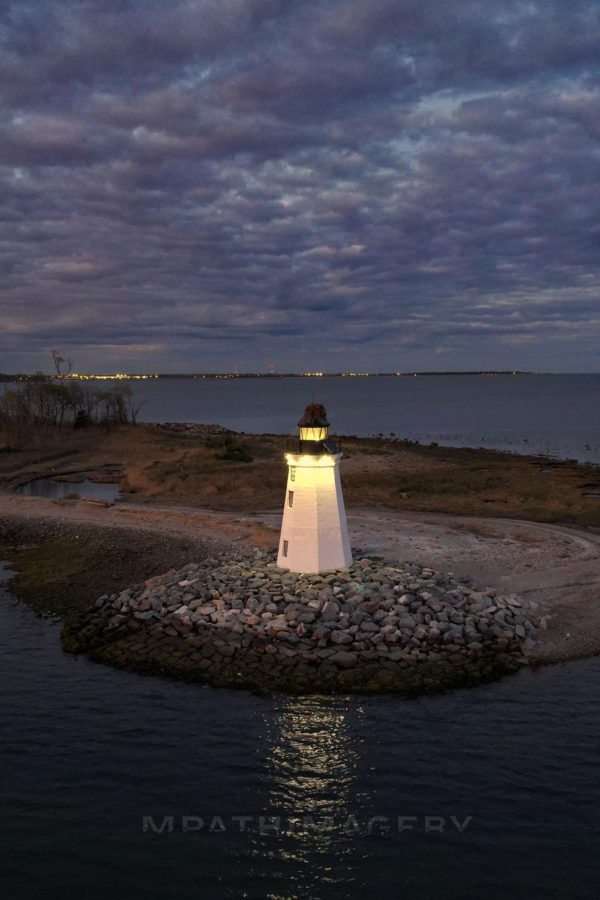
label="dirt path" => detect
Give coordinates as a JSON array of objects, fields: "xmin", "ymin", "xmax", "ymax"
[
  {"xmin": 1, "ymin": 492, "xmax": 599, "ymax": 664},
  {"xmin": 0, "ymin": 493, "xmax": 277, "ymax": 547}
]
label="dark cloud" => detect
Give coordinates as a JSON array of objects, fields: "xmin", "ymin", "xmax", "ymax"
[{"xmin": 0, "ymin": 0, "xmax": 599, "ymax": 372}]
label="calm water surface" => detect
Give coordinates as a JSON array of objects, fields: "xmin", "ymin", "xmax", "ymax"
[
  {"xmin": 128, "ymin": 375, "xmax": 600, "ymax": 463},
  {"xmin": 3, "ymin": 374, "xmax": 599, "ymax": 461},
  {"xmin": 1, "ymin": 567, "xmax": 598, "ymax": 900},
  {"xmin": 16, "ymin": 477, "xmax": 120, "ymax": 503}
]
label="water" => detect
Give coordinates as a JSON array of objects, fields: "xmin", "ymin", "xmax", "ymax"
[
  {"xmin": 3, "ymin": 374, "xmax": 599, "ymax": 461},
  {"xmin": 1, "ymin": 572, "xmax": 598, "ymax": 899},
  {"xmin": 16, "ymin": 476, "xmax": 121, "ymax": 503},
  {"xmin": 128, "ymin": 374, "xmax": 600, "ymax": 463}
]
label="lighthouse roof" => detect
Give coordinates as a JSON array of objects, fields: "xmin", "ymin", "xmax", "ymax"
[{"xmin": 298, "ymin": 403, "xmax": 329, "ymax": 427}]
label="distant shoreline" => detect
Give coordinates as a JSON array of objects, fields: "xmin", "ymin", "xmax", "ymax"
[
  {"xmin": 2, "ymin": 370, "xmax": 543, "ymax": 382},
  {"xmin": 2, "ymin": 375, "xmax": 599, "ymax": 464}
]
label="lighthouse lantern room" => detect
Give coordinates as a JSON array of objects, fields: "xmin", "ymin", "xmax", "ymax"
[{"xmin": 277, "ymin": 403, "xmax": 352, "ymax": 574}]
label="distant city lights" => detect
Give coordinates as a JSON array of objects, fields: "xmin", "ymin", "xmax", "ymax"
[{"xmin": 27, "ymin": 370, "xmax": 531, "ymax": 382}]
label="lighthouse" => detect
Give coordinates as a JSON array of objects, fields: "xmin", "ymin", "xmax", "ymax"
[{"xmin": 277, "ymin": 403, "xmax": 352, "ymax": 574}]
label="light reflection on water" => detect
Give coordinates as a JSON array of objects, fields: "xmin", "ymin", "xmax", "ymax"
[
  {"xmin": 247, "ymin": 696, "xmax": 367, "ymax": 899},
  {"xmin": 267, "ymin": 697, "xmax": 362, "ymax": 814},
  {"xmin": 0, "ymin": 586, "xmax": 599, "ymax": 899}
]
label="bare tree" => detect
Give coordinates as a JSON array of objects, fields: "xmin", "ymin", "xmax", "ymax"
[
  {"xmin": 50, "ymin": 349, "xmax": 73, "ymax": 378},
  {"xmin": 0, "ymin": 364, "xmax": 140, "ymax": 449}
]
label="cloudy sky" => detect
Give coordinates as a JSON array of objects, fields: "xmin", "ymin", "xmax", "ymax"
[{"xmin": 1, "ymin": 0, "xmax": 599, "ymax": 373}]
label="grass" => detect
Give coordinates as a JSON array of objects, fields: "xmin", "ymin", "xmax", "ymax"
[
  {"xmin": 2, "ymin": 527, "xmax": 202, "ymax": 618},
  {"xmin": 113, "ymin": 433, "xmax": 600, "ymax": 526},
  {"xmin": 2, "ymin": 423, "xmax": 599, "ymax": 528}
]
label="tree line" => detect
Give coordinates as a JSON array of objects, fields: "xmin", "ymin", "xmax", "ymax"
[{"xmin": 0, "ymin": 371, "xmax": 142, "ymax": 450}]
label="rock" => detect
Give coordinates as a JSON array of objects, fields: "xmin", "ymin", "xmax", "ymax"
[
  {"xmin": 312, "ymin": 625, "xmax": 331, "ymax": 641},
  {"xmin": 321, "ymin": 600, "xmax": 340, "ymax": 619},
  {"xmin": 360, "ymin": 599, "xmax": 380, "ymax": 614},
  {"xmin": 330, "ymin": 630, "xmax": 353, "ymax": 645},
  {"xmin": 134, "ymin": 610, "xmax": 157, "ymax": 621},
  {"xmin": 314, "ymin": 648, "xmax": 336, "ymax": 659},
  {"xmin": 173, "ymin": 605, "xmax": 189, "ymax": 617},
  {"xmin": 74, "ymin": 552, "xmax": 534, "ymax": 694},
  {"xmin": 330, "ymin": 650, "xmax": 358, "ymax": 668}
]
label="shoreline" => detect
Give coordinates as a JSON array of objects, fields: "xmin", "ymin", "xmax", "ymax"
[
  {"xmin": 1, "ymin": 424, "xmax": 599, "ymax": 693},
  {"xmin": 1, "ymin": 490, "xmax": 600, "ymax": 692},
  {"xmin": 2, "ymin": 424, "xmax": 599, "ymax": 528}
]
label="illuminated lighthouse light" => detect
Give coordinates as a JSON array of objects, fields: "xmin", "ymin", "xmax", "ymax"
[{"xmin": 277, "ymin": 403, "xmax": 352, "ymax": 574}]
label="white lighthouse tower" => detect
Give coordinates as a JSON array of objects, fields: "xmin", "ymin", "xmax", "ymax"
[{"xmin": 277, "ymin": 403, "xmax": 352, "ymax": 574}]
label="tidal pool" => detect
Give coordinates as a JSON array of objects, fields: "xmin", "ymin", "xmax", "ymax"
[{"xmin": 16, "ymin": 476, "xmax": 121, "ymax": 503}]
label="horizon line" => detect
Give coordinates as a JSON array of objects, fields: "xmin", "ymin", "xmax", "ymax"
[{"xmin": 3, "ymin": 369, "xmax": 600, "ymax": 380}]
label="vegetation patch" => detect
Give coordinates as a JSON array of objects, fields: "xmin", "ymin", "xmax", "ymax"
[
  {"xmin": 1, "ymin": 421, "xmax": 598, "ymax": 527},
  {"xmin": 0, "ymin": 520, "xmax": 205, "ymax": 619},
  {"xmin": 214, "ymin": 436, "xmax": 254, "ymax": 463}
]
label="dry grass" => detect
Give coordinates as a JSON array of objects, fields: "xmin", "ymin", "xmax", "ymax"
[
  {"xmin": 2, "ymin": 424, "xmax": 600, "ymax": 528},
  {"xmin": 123, "ymin": 435, "xmax": 286, "ymax": 511}
]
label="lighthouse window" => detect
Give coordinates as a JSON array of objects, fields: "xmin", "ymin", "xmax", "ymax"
[
  {"xmin": 290, "ymin": 467, "xmax": 296, "ymax": 482},
  {"xmin": 283, "ymin": 540, "xmax": 289, "ymax": 557},
  {"xmin": 288, "ymin": 490, "xmax": 294, "ymax": 507}
]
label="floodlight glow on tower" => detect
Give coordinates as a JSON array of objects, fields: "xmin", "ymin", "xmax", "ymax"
[{"xmin": 277, "ymin": 403, "xmax": 352, "ymax": 574}]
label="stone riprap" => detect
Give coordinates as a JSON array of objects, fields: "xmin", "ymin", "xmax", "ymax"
[
  {"xmin": 154, "ymin": 422, "xmax": 233, "ymax": 435},
  {"xmin": 64, "ymin": 552, "xmax": 540, "ymax": 694}
]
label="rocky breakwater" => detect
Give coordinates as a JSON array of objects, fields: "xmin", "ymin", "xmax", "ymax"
[{"xmin": 64, "ymin": 553, "xmax": 540, "ymax": 694}]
